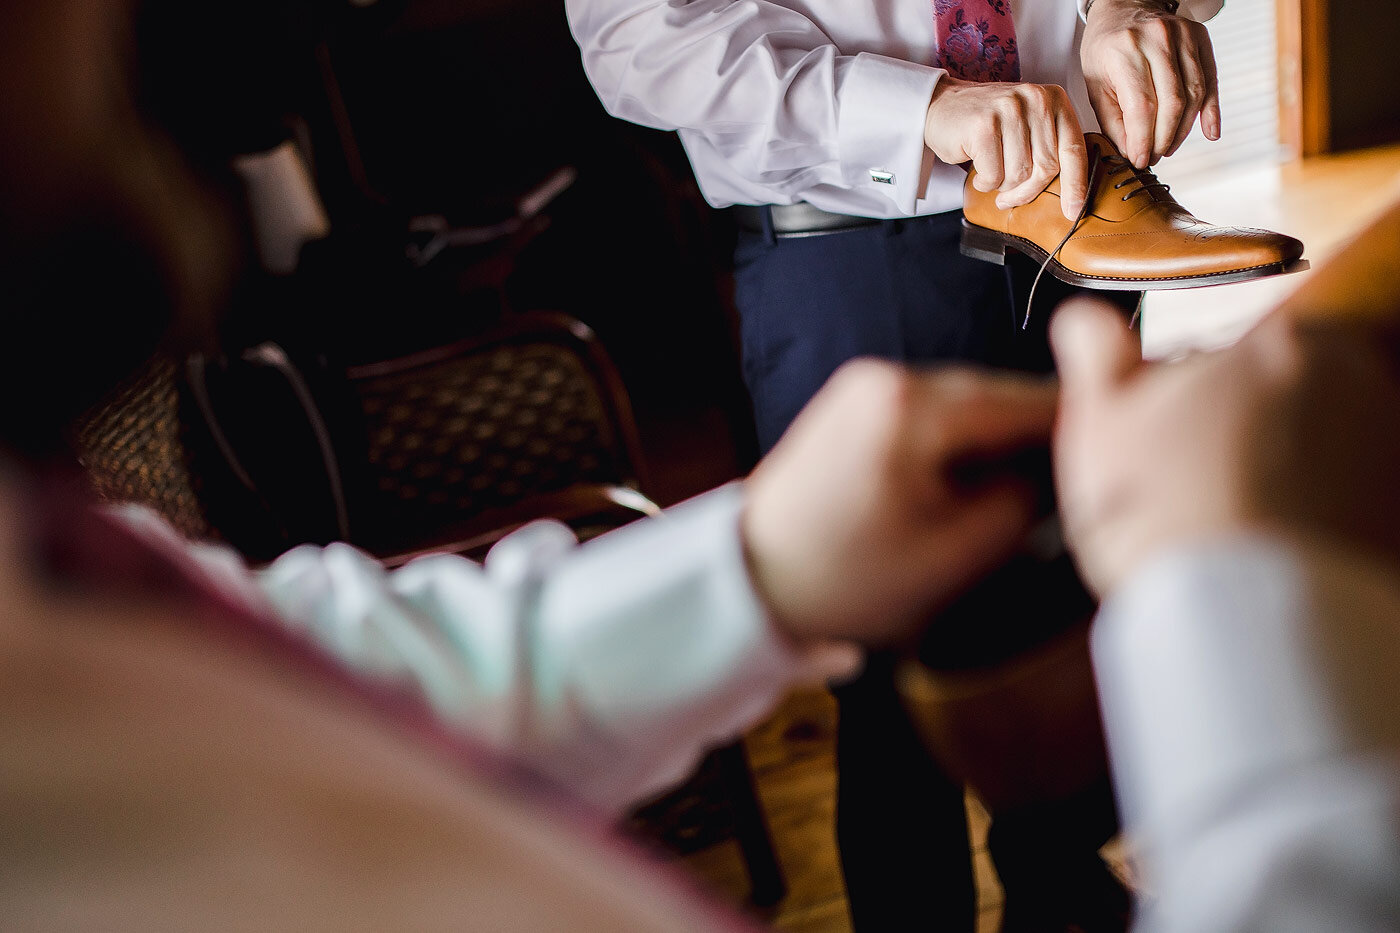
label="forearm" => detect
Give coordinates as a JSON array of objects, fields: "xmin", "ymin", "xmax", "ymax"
[
  {"xmin": 254, "ymin": 484, "xmax": 855, "ymax": 814},
  {"xmin": 1093, "ymin": 535, "xmax": 1400, "ymax": 931},
  {"xmin": 567, "ymin": 0, "xmax": 942, "ymax": 211}
]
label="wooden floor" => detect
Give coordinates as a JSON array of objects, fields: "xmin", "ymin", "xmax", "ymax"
[
  {"xmin": 665, "ymin": 142, "xmax": 1400, "ymax": 933},
  {"xmin": 674, "ymin": 687, "xmax": 1048, "ymax": 933},
  {"xmin": 681, "ymin": 688, "xmax": 851, "ymax": 933}
]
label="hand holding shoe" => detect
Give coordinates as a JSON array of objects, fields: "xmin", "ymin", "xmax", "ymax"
[
  {"xmin": 743, "ymin": 360, "xmax": 1057, "ymax": 646},
  {"xmin": 926, "ymin": 77, "xmax": 1090, "ymax": 220}
]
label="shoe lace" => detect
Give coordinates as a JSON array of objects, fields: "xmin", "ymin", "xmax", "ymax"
[
  {"xmin": 1021, "ymin": 149, "xmax": 1100, "ymax": 329},
  {"xmin": 1019, "ymin": 150, "xmax": 1168, "ymax": 330},
  {"xmin": 1102, "ymin": 154, "xmax": 1171, "ymax": 203}
]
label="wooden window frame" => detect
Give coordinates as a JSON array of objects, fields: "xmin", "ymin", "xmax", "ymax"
[{"xmin": 1277, "ymin": 0, "xmax": 1330, "ymax": 157}]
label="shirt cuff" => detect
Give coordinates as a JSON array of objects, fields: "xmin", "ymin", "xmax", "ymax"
[
  {"xmin": 1091, "ymin": 533, "xmax": 1400, "ymax": 852},
  {"xmin": 534, "ymin": 482, "xmax": 860, "ymax": 811},
  {"xmin": 837, "ymin": 52, "xmax": 945, "ymax": 216},
  {"xmin": 1078, "ymin": 0, "xmax": 1224, "ymax": 22}
]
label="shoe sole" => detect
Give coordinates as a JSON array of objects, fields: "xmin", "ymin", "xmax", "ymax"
[{"xmin": 960, "ymin": 220, "xmax": 1308, "ymax": 291}]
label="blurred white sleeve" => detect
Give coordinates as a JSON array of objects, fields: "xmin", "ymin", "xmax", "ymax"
[
  {"xmin": 1093, "ymin": 536, "xmax": 1400, "ymax": 933},
  {"xmin": 566, "ymin": 0, "xmax": 942, "ymax": 214},
  {"xmin": 251, "ymin": 483, "xmax": 857, "ymax": 814}
]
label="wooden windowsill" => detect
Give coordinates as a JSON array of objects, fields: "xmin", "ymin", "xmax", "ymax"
[{"xmin": 1144, "ymin": 142, "xmax": 1400, "ymax": 357}]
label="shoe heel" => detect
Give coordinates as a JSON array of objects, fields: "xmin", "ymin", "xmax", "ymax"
[{"xmin": 960, "ymin": 221, "xmax": 1007, "ymax": 266}]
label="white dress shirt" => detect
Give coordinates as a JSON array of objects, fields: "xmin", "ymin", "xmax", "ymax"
[
  {"xmin": 112, "ymin": 484, "xmax": 856, "ymax": 816},
  {"xmin": 1094, "ymin": 536, "xmax": 1400, "ymax": 932},
  {"xmin": 107, "ymin": 491, "xmax": 1400, "ymax": 929},
  {"xmin": 567, "ymin": 0, "xmax": 1221, "ymax": 218}
]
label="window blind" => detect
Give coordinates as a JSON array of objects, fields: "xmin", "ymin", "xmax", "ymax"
[{"xmin": 1160, "ymin": 0, "xmax": 1283, "ymax": 181}]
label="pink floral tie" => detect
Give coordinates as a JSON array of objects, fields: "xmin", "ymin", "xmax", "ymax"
[{"xmin": 933, "ymin": 0, "xmax": 1020, "ymax": 82}]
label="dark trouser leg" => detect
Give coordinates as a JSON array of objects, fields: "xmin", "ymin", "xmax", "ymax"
[
  {"xmin": 833, "ymin": 654, "xmax": 976, "ymax": 932},
  {"xmin": 732, "ymin": 210, "xmax": 1140, "ymax": 931},
  {"xmin": 988, "ymin": 777, "xmax": 1130, "ymax": 933},
  {"xmin": 985, "ymin": 255, "xmax": 1140, "ymax": 933},
  {"xmin": 733, "ymin": 214, "xmax": 1015, "ymax": 453},
  {"xmin": 735, "ymin": 212, "xmax": 1012, "ymax": 930}
]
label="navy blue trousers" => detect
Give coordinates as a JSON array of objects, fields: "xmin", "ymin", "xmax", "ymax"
[
  {"xmin": 733, "ymin": 209, "xmax": 1138, "ymax": 931},
  {"xmin": 734, "ymin": 209, "xmax": 1086, "ymax": 452}
]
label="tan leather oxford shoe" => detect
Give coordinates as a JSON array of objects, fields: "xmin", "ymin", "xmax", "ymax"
[{"xmin": 962, "ymin": 133, "xmax": 1305, "ymax": 291}]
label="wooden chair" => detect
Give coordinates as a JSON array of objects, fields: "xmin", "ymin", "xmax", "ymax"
[
  {"xmin": 71, "ymin": 312, "xmax": 786, "ymax": 906},
  {"xmin": 339, "ymin": 312, "xmax": 658, "ymax": 557}
]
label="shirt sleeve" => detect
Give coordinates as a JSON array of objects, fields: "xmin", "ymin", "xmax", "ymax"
[
  {"xmin": 1092, "ymin": 535, "xmax": 1400, "ymax": 933},
  {"xmin": 1078, "ymin": 0, "xmax": 1223, "ymax": 22},
  {"xmin": 251, "ymin": 483, "xmax": 859, "ymax": 815},
  {"xmin": 566, "ymin": 0, "xmax": 943, "ymax": 215}
]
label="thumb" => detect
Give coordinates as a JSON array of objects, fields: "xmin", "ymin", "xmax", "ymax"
[{"xmin": 1051, "ymin": 298, "xmax": 1140, "ymax": 399}]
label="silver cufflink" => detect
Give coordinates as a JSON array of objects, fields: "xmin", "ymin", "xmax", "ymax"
[{"xmin": 869, "ymin": 170, "xmax": 895, "ymax": 185}]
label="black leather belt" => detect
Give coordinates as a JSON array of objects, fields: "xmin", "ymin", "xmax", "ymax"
[{"xmin": 732, "ymin": 203, "xmax": 882, "ymax": 239}]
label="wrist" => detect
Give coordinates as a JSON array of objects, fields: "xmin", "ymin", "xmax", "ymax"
[
  {"xmin": 739, "ymin": 516, "xmax": 865, "ymax": 681},
  {"xmin": 1085, "ymin": 0, "xmax": 1180, "ymax": 21},
  {"xmin": 924, "ymin": 74, "xmax": 959, "ymax": 124},
  {"xmin": 1081, "ymin": 509, "xmax": 1253, "ymax": 596},
  {"xmin": 923, "ymin": 74, "xmax": 971, "ymax": 153},
  {"xmin": 738, "ymin": 487, "xmax": 811, "ymax": 647}
]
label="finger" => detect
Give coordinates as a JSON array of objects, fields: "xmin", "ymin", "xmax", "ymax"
[
  {"xmin": 971, "ymin": 117, "xmax": 1006, "ymax": 192},
  {"xmin": 1196, "ymin": 27, "xmax": 1222, "ymax": 140},
  {"xmin": 1000, "ymin": 90, "xmax": 1067, "ymax": 209},
  {"xmin": 1165, "ymin": 33, "xmax": 1212, "ymax": 156},
  {"xmin": 1051, "ymin": 298, "xmax": 1141, "ymax": 400},
  {"xmin": 1242, "ymin": 310, "xmax": 1307, "ymax": 383},
  {"xmin": 995, "ymin": 102, "xmax": 1034, "ymax": 205},
  {"xmin": 1087, "ymin": 77, "xmax": 1129, "ymax": 157},
  {"xmin": 1056, "ymin": 106, "xmax": 1089, "ymax": 219},
  {"xmin": 1108, "ymin": 55, "xmax": 1157, "ymax": 169},
  {"xmin": 908, "ymin": 371, "xmax": 1060, "ymax": 464},
  {"xmin": 1142, "ymin": 39, "xmax": 1187, "ymax": 164}
]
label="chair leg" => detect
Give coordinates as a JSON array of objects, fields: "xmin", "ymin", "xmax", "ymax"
[{"xmin": 714, "ymin": 740, "xmax": 786, "ymax": 907}]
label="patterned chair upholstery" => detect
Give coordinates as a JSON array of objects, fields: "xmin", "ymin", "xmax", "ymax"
[
  {"xmin": 343, "ymin": 312, "xmax": 657, "ymax": 558},
  {"xmin": 71, "ymin": 354, "xmax": 212, "ymax": 541}
]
